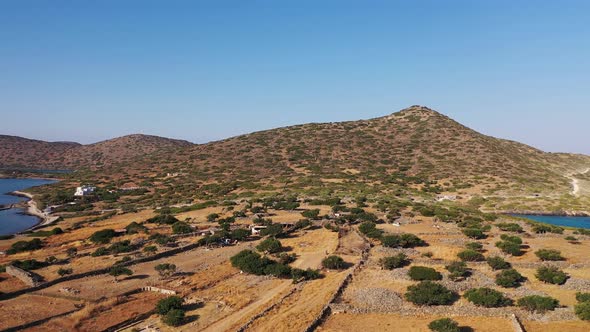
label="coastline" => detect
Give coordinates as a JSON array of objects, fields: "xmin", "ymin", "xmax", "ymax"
[{"xmin": 8, "ymin": 191, "xmax": 60, "ymax": 232}]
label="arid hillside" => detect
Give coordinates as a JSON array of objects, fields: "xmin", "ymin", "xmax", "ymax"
[
  {"xmin": 3, "ymin": 106, "xmax": 590, "ymax": 201},
  {"xmin": 0, "ymin": 134, "xmax": 192, "ymax": 170}
]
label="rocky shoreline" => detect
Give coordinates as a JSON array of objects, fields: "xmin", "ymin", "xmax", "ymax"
[{"xmin": 8, "ymin": 191, "xmax": 60, "ymax": 232}]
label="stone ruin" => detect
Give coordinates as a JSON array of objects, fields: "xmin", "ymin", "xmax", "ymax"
[{"xmin": 6, "ymin": 265, "xmax": 44, "ymax": 287}]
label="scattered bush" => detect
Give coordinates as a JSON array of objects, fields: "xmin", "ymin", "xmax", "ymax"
[
  {"xmin": 291, "ymin": 268, "xmax": 322, "ymax": 282},
  {"xmin": 381, "ymin": 233, "xmax": 426, "ymax": 248},
  {"xmin": 457, "ymin": 249, "xmax": 484, "ymax": 262},
  {"xmin": 405, "ymin": 281, "xmax": 457, "ymax": 306},
  {"xmin": 301, "ymin": 209, "xmax": 321, "ymax": 220},
  {"xmin": 487, "ymin": 256, "xmax": 511, "ymax": 270},
  {"xmin": 155, "ymin": 263, "xmax": 177, "ymax": 278},
  {"xmin": 446, "ymin": 261, "xmax": 469, "ymax": 281},
  {"xmin": 576, "ymin": 292, "xmax": 590, "ymax": 303},
  {"xmin": 464, "ymin": 288, "xmax": 512, "ymax": 307},
  {"xmin": 11, "ymin": 259, "xmax": 46, "ymax": 270},
  {"xmin": 156, "ymin": 296, "xmax": 183, "ymax": 315},
  {"xmin": 462, "ymin": 228, "xmax": 486, "ymax": 240},
  {"xmin": 172, "ymin": 221, "xmax": 192, "ymax": 234},
  {"xmin": 57, "ymin": 267, "xmax": 73, "ymax": 276},
  {"xmin": 518, "ymin": 295, "xmax": 559, "ymax": 313},
  {"xmin": 91, "ymin": 247, "xmax": 110, "ymax": 257},
  {"xmin": 535, "ymin": 249, "xmax": 564, "ymax": 261},
  {"xmin": 536, "ymin": 266, "xmax": 568, "ymax": 285},
  {"xmin": 496, "ymin": 269, "xmax": 525, "ymax": 288},
  {"xmin": 358, "ymin": 222, "xmax": 383, "ymax": 239},
  {"xmin": 575, "ymin": 301, "xmax": 590, "ymax": 321},
  {"xmin": 109, "ymin": 265, "xmax": 133, "ymax": 280},
  {"xmin": 380, "ymin": 253, "xmax": 409, "ymax": 270},
  {"xmin": 89, "ymin": 229, "xmax": 117, "ymax": 244},
  {"xmin": 465, "ymin": 242, "xmax": 483, "ymax": 251},
  {"xmin": 495, "ymin": 240, "xmax": 523, "ymax": 256},
  {"xmin": 162, "ymin": 309, "xmax": 185, "ymax": 327},
  {"xmin": 322, "ymin": 255, "xmax": 346, "ymax": 270},
  {"xmin": 256, "ymin": 238, "xmax": 283, "ymax": 254},
  {"xmin": 259, "ymin": 223, "xmax": 284, "ymax": 237},
  {"xmin": 428, "ymin": 318, "xmax": 460, "ymax": 332},
  {"xmin": 125, "ymin": 222, "xmax": 148, "ymax": 234},
  {"xmin": 496, "ymin": 222, "xmax": 523, "ymax": 233},
  {"xmin": 7, "ymin": 238, "xmax": 43, "ymax": 254},
  {"xmin": 147, "ymin": 214, "xmax": 179, "ymax": 225},
  {"xmin": 408, "ymin": 266, "xmax": 442, "ymax": 281}
]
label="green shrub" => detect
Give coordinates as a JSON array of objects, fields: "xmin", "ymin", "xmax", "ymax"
[
  {"xmin": 291, "ymin": 268, "xmax": 322, "ymax": 282},
  {"xmin": 381, "ymin": 233, "xmax": 426, "ymax": 248},
  {"xmin": 109, "ymin": 240, "xmax": 134, "ymax": 254},
  {"xmin": 576, "ymin": 292, "xmax": 590, "ymax": 303},
  {"xmin": 500, "ymin": 234, "xmax": 522, "ymax": 245},
  {"xmin": 172, "ymin": 221, "xmax": 192, "ymax": 234},
  {"xmin": 446, "ymin": 261, "xmax": 469, "ymax": 281},
  {"xmin": 91, "ymin": 247, "xmax": 110, "ymax": 257},
  {"xmin": 405, "ymin": 281, "xmax": 457, "ymax": 306},
  {"xmin": 408, "ymin": 266, "xmax": 442, "ymax": 281},
  {"xmin": 457, "ymin": 249, "xmax": 484, "ymax": 262},
  {"xmin": 11, "ymin": 259, "xmax": 46, "ymax": 270},
  {"xmin": 358, "ymin": 222, "xmax": 383, "ymax": 239},
  {"xmin": 535, "ymin": 249, "xmax": 564, "ymax": 261},
  {"xmin": 464, "ymin": 288, "xmax": 512, "ymax": 307},
  {"xmin": 156, "ymin": 296, "xmax": 183, "ymax": 315},
  {"xmin": 155, "ymin": 263, "xmax": 177, "ymax": 278},
  {"xmin": 230, "ymin": 228, "xmax": 250, "ymax": 241},
  {"xmin": 7, "ymin": 238, "xmax": 43, "ymax": 254},
  {"xmin": 495, "ymin": 240, "xmax": 523, "ymax": 256},
  {"xmin": 162, "ymin": 309, "xmax": 185, "ymax": 326},
  {"xmin": 263, "ymin": 262, "xmax": 292, "ymax": 278},
  {"xmin": 89, "ymin": 229, "xmax": 117, "ymax": 244},
  {"xmin": 125, "ymin": 222, "xmax": 148, "ymax": 234},
  {"xmin": 575, "ymin": 301, "xmax": 590, "ymax": 321},
  {"xmin": 301, "ymin": 209, "xmax": 320, "ymax": 220},
  {"xmin": 322, "ymin": 255, "xmax": 346, "ymax": 270},
  {"xmin": 495, "ymin": 269, "xmax": 525, "ymax": 288},
  {"xmin": 487, "ymin": 256, "xmax": 511, "ymax": 270},
  {"xmin": 230, "ymin": 250, "xmax": 272, "ymax": 275},
  {"xmin": 57, "ymin": 267, "xmax": 73, "ymax": 276},
  {"xmin": 465, "ymin": 242, "xmax": 483, "ymax": 251},
  {"xmin": 259, "ymin": 223, "xmax": 284, "ymax": 237},
  {"xmin": 379, "ymin": 253, "xmax": 409, "ymax": 270},
  {"xmin": 147, "ymin": 214, "xmax": 179, "ymax": 225},
  {"xmin": 428, "ymin": 318, "xmax": 460, "ymax": 332},
  {"xmin": 462, "ymin": 228, "xmax": 486, "ymax": 239},
  {"xmin": 109, "ymin": 265, "xmax": 133, "ymax": 280},
  {"xmin": 517, "ymin": 295, "xmax": 559, "ymax": 313},
  {"xmin": 536, "ymin": 266, "xmax": 568, "ymax": 285},
  {"xmin": 496, "ymin": 222, "xmax": 523, "ymax": 233},
  {"xmin": 256, "ymin": 238, "xmax": 283, "ymax": 254}
]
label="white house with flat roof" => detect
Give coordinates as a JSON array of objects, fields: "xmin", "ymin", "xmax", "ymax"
[{"xmin": 74, "ymin": 186, "xmax": 96, "ymax": 196}]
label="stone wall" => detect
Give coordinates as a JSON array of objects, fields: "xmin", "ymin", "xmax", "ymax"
[{"xmin": 5, "ymin": 265, "xmax": 44, "ymax": 287}]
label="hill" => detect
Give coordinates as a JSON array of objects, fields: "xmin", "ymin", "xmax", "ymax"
[
  {"xmin": 4, "ymin": 106, "xmax": 590, "ymax": 212},
  {"xmin": 0, "ymin": 135, "xmax": 81, "ymax": 170},
  {"xmin": 0, "ymin": 134, "xmax": 192, "ymax": 170}
]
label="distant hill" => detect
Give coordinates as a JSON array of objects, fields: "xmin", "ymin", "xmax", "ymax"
[
  {"xmin": 0, "ymin": 134, "xmax": 192, "ymax": 170},
  {"xmin": 0, "ymin": 135, "xmax": 81, "ymax": 170}
]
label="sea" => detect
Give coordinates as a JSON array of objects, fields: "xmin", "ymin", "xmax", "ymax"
[
  {"xmin": 513, "ymin": 214, "xmax": 590, "ymax": 230},
  {"xmin": 0, "ymin": 178, "xmax": 57, "ymax": 236}
]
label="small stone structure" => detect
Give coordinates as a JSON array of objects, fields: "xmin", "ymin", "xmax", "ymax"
[
  {"xmin": 141, "ymin": 286, "xmax": 177, "ymax": 295},
  {"xmin": 6, "ymin": 265, "xmax": 44, "ymax": 287}
]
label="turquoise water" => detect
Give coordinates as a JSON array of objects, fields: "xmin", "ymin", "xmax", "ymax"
[
  {"xmin": 514, "ymin": 214, "xmax": 590, "ymax": 229},
  {"xmin": 0, "ymin": 178, "xmax": 56, "ymax": 235}
]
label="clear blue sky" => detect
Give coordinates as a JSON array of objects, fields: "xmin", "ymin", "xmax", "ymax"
[{"xmin": 1, "ymin": 1, "xmax": 589, "ymax": 153}]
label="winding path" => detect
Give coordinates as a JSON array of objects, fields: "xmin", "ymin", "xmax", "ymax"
[{"xmin": 568, "ymin": 168, "xmax": 590, "ymax": 197}]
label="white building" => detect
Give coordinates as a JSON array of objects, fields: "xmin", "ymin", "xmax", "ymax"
[{"xmin": 74, "ymin": 186, "xmax": 96, "ymax": 196}]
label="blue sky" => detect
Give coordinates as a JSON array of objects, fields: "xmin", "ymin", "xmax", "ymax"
[{"xmin": 1, "ymin": 1, "xmax": 589, "ymax": 153}]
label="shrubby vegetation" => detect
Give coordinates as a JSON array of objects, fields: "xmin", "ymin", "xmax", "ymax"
[
  {"xmin": 495, "ymin": 234, "xmax": 523, "ymax": 256},
  {"xmin": 256, "ymin": 238, "xmax": 283, "ymax": 254},
  {"xmin": 487, "ymin": 256, "xmax": 511, "ymax": 270},
  {"xmin": 457, "ymin": 249, "xmax": 484, "ymax": 262},
  {"xmin": 428, "ymin": 318, "xmax": 460, "ymax": 332},
  {"xmin": 495, "ymin": 269, "xmax": 525, "ymax": 288},
  {"xmin": 381, "ymin": 233, "xmax": 426, "ymax": 248},
  {"xmin": 89, "ymin": 229, "xmax": 117, "ymax": 244},
  {"xmin": 230, "ymin": 250, "xmax": 322, "ymax": 282},
  {"xmin": 517, "ymin": 295, "xmax": 559, "ymax": 313},
  {"xmin": 7, "ymin": 238, "xmax": 43, "ymax": 254},
  {"xmin": 496, "ymin": 222, "xmax": 523, "ymax": 233},
  {"xmin": 322, "ymin": 255, "xmax": 346, "ymax": 270},
  {"xmin": 359, "ymin": 222, "xmax": 383, "ymax": 239},
  {"xmin": 446, "ymin": 261, "xmax": 470, "ymax": 281},
  {"xmin": 464, "ymin": 288, "xmax": 512, "ymax": 307},
  {"xmin": 535, "ymin": 249, "xmax": 564, "ymax": 261},
  {"xmin": 408, "ymin": 266, "xmax": 442, "ymax": 281},
  {"xmin": 156, "ymin": 296, "xmax": 185, "ymax": 326},
  {"xmin": 379, "ymin": 253, "xmax": 409, "ymax": 270},
  {"xmin": 536, "ymin": 266, "xmax": 568, "ymax": 285},
  {"xmin": 405, "ymin": 281, "xmax": 457, "ymax": 306}
]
